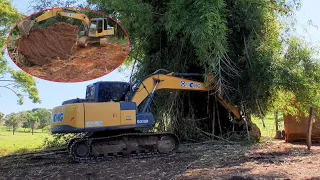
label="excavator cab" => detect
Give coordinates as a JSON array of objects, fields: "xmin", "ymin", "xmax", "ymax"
[
  {"xmin": 88, "ymin": 18, "xmax": 115, "ymax": 37},
  {"xmin": 85, "ymin": 82, "xmax": 130, "ymax": 102},
  {"xmin": 61, "ymin": 82, "xmax": 130, "ymax": 106}
]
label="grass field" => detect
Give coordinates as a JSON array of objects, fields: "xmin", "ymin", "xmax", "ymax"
[
  {"xmin": 0, "ymin": 126, "xmax": 52, "ymax": 156},
  {"xmin": 252, "ymin": 113, "xmax": 284, "ymax": 139}
]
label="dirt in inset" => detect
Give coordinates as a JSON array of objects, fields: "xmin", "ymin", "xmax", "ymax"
[
  {"xmin": 22, "ymin": 44, "xmax": 128, "ymax": 82},
  {"xmin": 17, "ymin": 23, "xmax": 79, "ymax": 66},
  {"xmin": 12, "ymin": 22, "xmax": 129, "ymax": 82}
]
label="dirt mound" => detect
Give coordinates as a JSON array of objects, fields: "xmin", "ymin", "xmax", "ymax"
[
  {"xmin": 22, "ymin": 44, "xmax": 129, "ymax": 82},
  {"xmin": 17, "ymin": 22, "xmax": 79, "ymax": 66}
]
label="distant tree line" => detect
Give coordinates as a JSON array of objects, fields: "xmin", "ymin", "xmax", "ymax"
[{"xmin": 2, "ymin": 108, "xmax": 52, "ymax": 135}]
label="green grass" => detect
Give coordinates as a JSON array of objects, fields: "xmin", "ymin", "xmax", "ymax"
[
  {"xmin": 108, "ymin": 37, "xmax": 128, "ymax": 45},
  {"xmin": 252, "ymin": 113, "xmax": 284, "ymax": 139},
  {"xmin": 0, "ymin": 126, "xmax": 52, "ymax": 156}
]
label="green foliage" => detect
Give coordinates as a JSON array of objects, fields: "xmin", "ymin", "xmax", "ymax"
[
  {"xmin": 276, "ymin": 37, "xmax": 320, "ymax": 116},
  {"xmin": 84, "ymin": 0, "xmax": 303, "ymax": 139},
  {"xmin": 33, "ymin": 108, "xmax": 52, "ymax": 129},
  {"xmin": 88, "ymin": 0, "xmax": 153, "ymax": 64},
  {"xmin": 6, "ymin": 70, "xmax": 41, "ymax": 105},
  {"xmin": 0, "ymin": 0, "xmax": 41, "ymax": 105},
  {"xmin": 0, "ymin": 112, "xmax": 4, "ymax": 125},
  {"xmin": 5, "ymin": 108, "xmax": 52, "ymax": 135},
  {"xmin": 42, "ymin": 125, "xmax": 51, "ymax": 133},
  {"xmin": 165, "ymin": 0, "xmax": 239, "ymax": 95},
  {"xmin": 26, "ymin": 112, "xmax": 40, "ymax": 134},
  {"xmin": 0, "ymin": 0, "xmax": 24, "ymax": 61},
  {"xmin": 43, "ymin": 133, "xmax": 81, "ymax": 148},
  {"xmin": 4, "ymin": 112, "xmax": 26, "ymax": 135},
  {"xmin": 224, "ymin": 0, "xmax": 285, "ymax": 117}
]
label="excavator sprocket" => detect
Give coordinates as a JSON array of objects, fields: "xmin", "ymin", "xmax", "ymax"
[{"xmin": 69, "ymin": 132, "xmax": 179, "ymax": 162}]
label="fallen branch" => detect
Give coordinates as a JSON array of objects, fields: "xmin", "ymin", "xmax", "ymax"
[{"xmin": 195, "ymin": 127, "xmax": 236, "ymax": 144}]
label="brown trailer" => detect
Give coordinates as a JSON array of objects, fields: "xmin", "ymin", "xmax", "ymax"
[{"xmin": 284, "ymin": 114, "xmax": 320, "ymax": 142}]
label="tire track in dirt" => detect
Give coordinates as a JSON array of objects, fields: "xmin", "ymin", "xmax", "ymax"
[{"xmin": 17, "ymin": 22, "xmax": 79, "ymax": 66}]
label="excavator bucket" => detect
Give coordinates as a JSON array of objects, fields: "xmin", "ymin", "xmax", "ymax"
[{"xmin": 17, "ymin": 20, "xmax": 35, "ymax": 36}]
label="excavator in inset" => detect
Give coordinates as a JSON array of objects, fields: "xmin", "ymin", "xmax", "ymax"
[
  {"xmin": 17, "ymin": 8, "xmax": 115, "ymax": 47},
  {"xmin": 51, "ymin": 70, "xmax": 242, "ymax": 161}
]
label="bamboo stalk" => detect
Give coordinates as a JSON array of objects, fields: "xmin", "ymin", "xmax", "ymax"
[
  {"xmin": 212, "ymin": 99, "xmax": 216, "ymax": 139},
  {"xmin": 216, "ymin": 99, "xmax": 222, "ymax": 137}
]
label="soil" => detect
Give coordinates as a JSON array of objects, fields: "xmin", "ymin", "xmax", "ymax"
[
  {"xmin": 21, "ymin": 44, "xmax": 128, "ymax": 82},
  {"xmin": 1, "ymin": 140, "xmax": 320, "ymax": 180},
  {"xmin": 17, "ymin": 23, "xmax": 79, "ymax": 66}
]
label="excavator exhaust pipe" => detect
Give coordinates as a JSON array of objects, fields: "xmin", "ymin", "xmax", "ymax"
[{"xmin": 17, "ymin": 20, "xmax": 35, "ymax": 36}]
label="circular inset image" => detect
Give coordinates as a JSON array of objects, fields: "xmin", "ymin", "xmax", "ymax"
[{"xmin": 6, "ymin": 7, "xmax": 130, "ymax": 82}]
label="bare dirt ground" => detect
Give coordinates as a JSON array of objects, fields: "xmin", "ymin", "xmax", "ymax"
[
  {"xmin": 21, "ymin": 43, "xmax": 129, "ymax": 82},
  {"xmin": 11, "ymin": 22, "xmax": 129, "ymax": 82},
  {"xmin": 1, "ymin": 140, "xmax": 320, "ymax": 180}
]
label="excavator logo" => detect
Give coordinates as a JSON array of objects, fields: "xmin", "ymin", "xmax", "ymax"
[
  {"xmin": 65, "ymin": 13, "xmax": 75, "ymax": 17},
  {"xmin": 180, "ymin": 81, "xmax": 201, "ymax": 89},
  {"xmin": 52, "ymin": 112, "xmax": 64, "ymax": 123}
]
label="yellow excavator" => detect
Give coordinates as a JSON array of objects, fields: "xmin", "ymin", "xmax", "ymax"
[
  {"xmin": 17, "ymin": 8, "xmax": 115, "ymax": 47},
  {"xmin": 51, "ymin": 70, "xmax": 241, "ymax": 161}
]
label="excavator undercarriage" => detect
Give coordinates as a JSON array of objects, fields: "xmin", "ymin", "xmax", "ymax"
[
  {"xmin": 68, "ymin": 131, "xmax": 179, "ymax": 162},
  {"xmin": 77, "ymin": 36, "xmax": 108, "ymax": 48}
]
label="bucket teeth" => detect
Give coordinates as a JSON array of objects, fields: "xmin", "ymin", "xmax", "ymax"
[{"xmin": 17, "ymin": 20, "xmax": 35, "ymax": 36}]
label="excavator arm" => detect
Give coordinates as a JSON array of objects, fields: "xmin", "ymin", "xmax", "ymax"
[
  {"xmin": 18, "ymin": 8, "xmax": 90, "ymax": 36},
  {"xmin": 131, "ymin": 72, "xmax": 241, "ymax": 119}
]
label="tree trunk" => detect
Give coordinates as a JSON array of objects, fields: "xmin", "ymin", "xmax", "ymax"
[
  {"xmin": 32, "ymin": 127, "xmax": 34, "ymax": 135},
  {"xmin": 212, "ymin": 100, "xmax": 216, "ymax": 139},
  {"xmin": 12, "ymin": 126, "xmax": 15, "ymax": 135},
  {"xmin": 275, "ymin": 111, "xmax": 279, "ymax": 131},
  {"xmin": 307, "ymin": 107, "xmax": 314, "ymax": 150},
  {"xmin": 256, "ymin": 100, "xmax": 266, "ymax": 128}
]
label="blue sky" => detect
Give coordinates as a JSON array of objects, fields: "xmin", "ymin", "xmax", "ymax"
[{"xmin": 1, "ymin": 0, "xmax": 319, "ymax": 115}]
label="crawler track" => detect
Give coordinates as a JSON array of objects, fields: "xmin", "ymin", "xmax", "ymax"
[{"xmin": 69, "ymin": 132, "xmax": 179, "ymax": 163}]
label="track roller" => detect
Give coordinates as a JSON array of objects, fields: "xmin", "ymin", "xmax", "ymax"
[{"xmin": 71, "ymin": 140, "xmax": 91, "ymax": 158}]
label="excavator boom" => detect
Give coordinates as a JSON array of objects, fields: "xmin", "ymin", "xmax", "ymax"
[
  {"xmin": 131, "ymin": 72, "xmax": 241, "ymax": 119},
  {"xmin": 17, "ymin": 8, "xmax": 90, "ymax": 36}
]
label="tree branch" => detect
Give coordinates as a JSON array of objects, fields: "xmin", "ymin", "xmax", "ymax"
[
  {"xmin": 0, "ymin": 80, "xmax": 16, "ymax": 82},
  {"xmin": 0, "ymin": 85, "xmax": 19, "ymax": 97}
]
